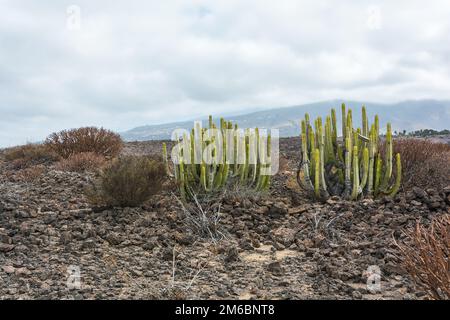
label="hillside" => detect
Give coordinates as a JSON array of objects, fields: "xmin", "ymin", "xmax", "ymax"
[{"xmin": 121, "ymin": 100, "xmax": 450, "ymax": 141}]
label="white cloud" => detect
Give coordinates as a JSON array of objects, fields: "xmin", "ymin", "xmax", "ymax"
[{"xmin": 1, "ymin": 0, "xmax": 450, "ymax": 146}]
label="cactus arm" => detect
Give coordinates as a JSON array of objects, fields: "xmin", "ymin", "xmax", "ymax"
[
  {"xmin": 263, "ymin": 173, "xmax": 271, "ymax": 190},
  {"xmin": 317, "ymin": 121, "xmax": 329, "ymax": 198},
  {"xmin": 221, "ymin": 163, "xmax": 229, "ymax": 187},
  {"xmin": 331, "ymin": 108, "xmax": 337, "ymax": 149},
  {"xmin": 374, "ymin": 115, "xmax": 379, "ymax": 152},
  {"xmin": 299, "ymin": 120, "xmax": 314, "ymax": 192},
  {"xmin": 367, "ymin": 157, "xmax": 374, "ymax": 196},
  {"xmin": 208, "ymin": 115, "xmax": 213, "ymax": 129},
  {"xmin": 304, "ymin": 113, "xmax": 311, "ymax": 151},
  {"xmin": 262, "ymin": 133, "xmax": 272, "ymax": 191},
  {"xmin": 179, "ymin": 158, "xmax": 186, "ymax": 201},
  {"xmin": 243, "ymin": 129, "xmax": 250, "ymax": 182},
  {"xmin": 314, "ymin": 148, "xmax": 320, "ymax": 198},
  {"xmin": 162, "ymin": 142, "xmax": 172, "ymax": 176},
  {"xmin": 253, "ymin": 128, "xmax": 260, "ymax": 184},
  {"xmin": 374, "ymin": 155, "xmax": 382, "ymax": 196},
  {"xmin": 387, "ymin": 153, "xmax": 402, "ymax": 198},
  {"xmin": 189, "ymin": 130, "xmax": 200, "ymax": 180},
  {"xmin": 214, "ymin": 165, "xmax": 223, "ymax": 189},
  {"xmin": 341, "ymin": 103, "xmax": 346, "ymax": 139},
  {"xmin": 380, "ymin": 123, "xmax": 393, "ymax": 191},
  {"xmin": 248, "ymin": 130, "xmax": 257, "ymax": 183},
  {"xmin": 233, "ymin": 126, "xmax": 239, "ymax": 176},
  {"xmin": 362, "ymin": 106, "xmax": 368, "ymax": 138},
  {"xmin": 347, "ymin": 109, "xmax": 353, "ymax": 134},
  {"xmin": 325, "ymin": 116, "xmax": 334, "ymax": 162},
  {"xmin": 360, "ymin": 147, "xmax": 369, "ymax": 191},
  {"xmin": 367, "ymin": 125, "xmax": 376, "ymax": 196},
  {"xmin": 208, "ymin": 165, "xmax": 216, "ymax": 191},
  {"xmin": 351, "ymin": 146, "xmax": 360, "ymax": 200},
  {"xmin": 200, "ymin": 163, "xmax": 207, "ymax": 191},
  {"xmin": 343, "ymin": 130, "xmax": 353, "ymax": 198},
  {"xmin": 240, "ymin": 134, "xmax": 249, "ymax": 183}
]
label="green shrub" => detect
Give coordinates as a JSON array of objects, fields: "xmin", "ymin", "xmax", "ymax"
[
  {"xmin": 86, "ymin": 155, "xmax": 166, "ymax": 207},
  {"xmin": 45, "ymin": 127, "xmax": 123, "ymax": 159},
  {"xmin": 297, "ymin": 104, "xmax": 401, "ymax": 200}
]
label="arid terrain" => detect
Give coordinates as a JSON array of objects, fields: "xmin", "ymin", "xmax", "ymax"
[{"xmin": 0, "ymin": 137, "xmax": 449, "ymax": 300}]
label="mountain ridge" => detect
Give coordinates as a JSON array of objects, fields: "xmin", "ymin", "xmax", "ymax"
[{"xmin": 121, "ymin": 99, "xmax": 450, "ymax": 141}]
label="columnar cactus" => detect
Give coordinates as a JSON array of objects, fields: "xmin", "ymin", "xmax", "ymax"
[
  {"xmin": 297, "ymin": 104, "xmax": 402, "ymax": 200},
  {"xmin": 163, "ymin": 116, "xmax": 272, "ymax": 200}
]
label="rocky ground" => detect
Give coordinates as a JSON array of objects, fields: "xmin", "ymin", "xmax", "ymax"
[{"xmin": 0, "ymin": 137, "xmax": 449, "ymax": 300}]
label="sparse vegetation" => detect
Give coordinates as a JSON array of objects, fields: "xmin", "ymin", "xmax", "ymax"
[
  {"xmin": 393, "ymin": 139, "xmax": 450, "ymax": 192},
  {"xmin": 297, "ymin": 104, "xmax": 401, "ymax": 200},
  {"xmin": 396, "ymin": 214, "xmax": 450, "ymax": 300},
  {"xmin": 174, "ymin": 193, "xmax": 227, "ymax": 243},
  {"xmin": 55, "ymin": 152, "xmax": 106, "ymax": 173},
  {"xmin": 16, "ymin": 165, "xmax": 46, "ymax": 182},
  {"xmin": 45, "ymin": 127, "xmax": 123, "ymax": 159},
  {"xmin": 3, "ymin": 143, "xmax": 58, "ymax": 169},
  {"xmin": 0, "ymin": 103, "xmax": 449, "ymax": 300},
  {"xmin": 85, "ymin": 155, "xmax": 165, "ymax": 207}
]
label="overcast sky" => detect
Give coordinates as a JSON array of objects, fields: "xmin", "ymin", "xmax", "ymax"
[{"xmin": 1, "ymin": 1, "xmax": 450, "ymax": 146}]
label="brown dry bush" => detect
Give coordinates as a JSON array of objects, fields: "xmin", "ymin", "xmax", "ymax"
[
  {"xmin": 396, "ymin": 214, "xmax": 450, "ymax": 300},
  {"xmin": 17, "ymin": 165, "xmax": 46, "ymax": 182},
  {"xmin": 55, "ymin": 152, "xmax": 106, "ymax": 173},
  {"xmin": 393, "ymin": 138, "xmax": 450, "ymax": 192},
  {"xmin": 45, "ymin": 127, "xmax": 123, "ymax": 159},
  {"xmin": 85, "ymin": 155, "xmax": 166, "ymax": 207},
  {"xmin": 3, "ymin": 143, "xmax": 58, "ymax": 169}
]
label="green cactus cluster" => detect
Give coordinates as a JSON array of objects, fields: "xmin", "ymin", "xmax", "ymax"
[
  {"xmin": 297, "ymin": 104, "xmax": 401, "ymax": 200},
  {"xmin": 163, "ymin": 116, "xmax": 272, "ymax": 200}
]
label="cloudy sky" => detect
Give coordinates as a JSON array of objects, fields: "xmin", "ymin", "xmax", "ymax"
[{"xmin": 1, "ymin": 1, "xmax": 450, "ymax": 146}]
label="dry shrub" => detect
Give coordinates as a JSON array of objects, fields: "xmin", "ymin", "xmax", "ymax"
[
  {"xmin": 55, "ymin": 152, "xmax": 106, "ymax": 172},
  {"xmin": 3, "ymin": 143, "xmax": 58, "ymax": 169},
  {"xmin": 45, "ymin": 127, "xmax": 123, "ymax": 159},
  {"xmin": 174, "ymin": 193, "xmax": 228, "ymax": 243},
  {"xmin": 396, "ymin": 214, "xmax": 450, "ymax": 300},
  {"xmin": 393, "ymin": 138, "xmax": 450, "ymax": 191},
  {"xmin": 86, "ymin": 155, "xmax": 166, "ymax": 207},
  {"xmin": 17, "ymin": 165, "xmax": 46, "ymax": 182}
]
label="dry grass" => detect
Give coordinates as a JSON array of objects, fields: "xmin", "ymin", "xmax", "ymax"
[
  {"xmin": 85, "ymin": 155, "xmax": 166, "ymax": 207},
  {"xmin": 55, "ymin": 152, "xmax": 106, "ymax": 172},
  {"xmin": 396, "ymin": 214, "xmax": 450, "ymax": 300},
  {"xmin": 16, "ymin": 165, "xmax": 46, "ymax": 182},
  {"xmin": 393, "ymin": 138, "xmax": 450, "ymax": 192},
  {"xmin": 174, "ymin": 192, "xmax": 228, "ymax": 243},
  {"xmin": 45, "ymin": 127, "xmax": 123, "ymax": 159},
  {"xmin": 3, "ymin": 143, "xmax": 58, "ymax": 169}
]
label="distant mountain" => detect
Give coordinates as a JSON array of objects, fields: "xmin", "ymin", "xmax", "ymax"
[{"xmin": 121, "ymin": 99, "xmax": 450, "ymax": 141}]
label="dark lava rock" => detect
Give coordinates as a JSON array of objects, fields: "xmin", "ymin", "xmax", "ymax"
[
  {"xmin": 267, "ymin": 203, "xmax": 288, "ymax": 217},
  {"xmin": 224, "ymin": 246, "xmax": 240, "ymax": 264},
  {"xmin": 0, "ymin": 243, "xmax": 15, "ymax": 252},
  {"xmin": 106, "ymin": 233, "xmax": 123, "ymax": 245},
  {"xmin": 267, "ymin": 261, "xmax": 283, "ymax": 276}
]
